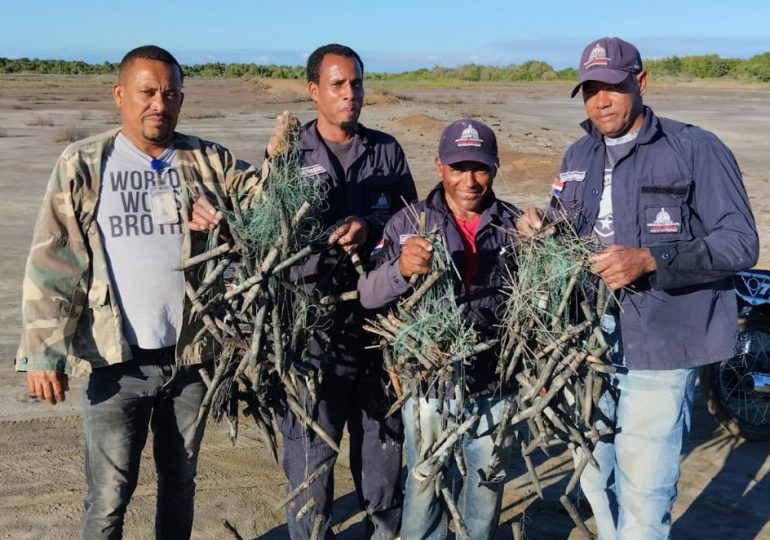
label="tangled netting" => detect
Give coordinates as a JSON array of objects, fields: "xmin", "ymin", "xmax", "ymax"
[
  {"xmin": 391, "ymin": 234, "xmax": 478, "ymax": 386},
  {"xmin": 363, "ymin": 208, "xmax": 481, "ymax": 414},
  {"xmin": 221, "ymin": 149, "xmax": 329, "ymax": 259}
]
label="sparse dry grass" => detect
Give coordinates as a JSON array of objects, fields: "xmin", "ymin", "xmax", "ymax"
[
  {"xmin": 54, "ymin": 124, "xmax": 88, "ymax": 143},
  {"xmin": 369, "ymin": 87, "xmax": 414, "ymax": 102},
  {"xmin": 264, "ymin": 92, "xmax": 308, "ymax": 104},
  {"xmin": 28, "ymin": 115, "xmax": 55, "ymax": 127},
  {"xmin": 184, "ymin": 109, "xmax": 226, "ymax": 120}
]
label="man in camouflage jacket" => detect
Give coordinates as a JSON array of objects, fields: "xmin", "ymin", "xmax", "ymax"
[{"xmin": 16, "ymin": 45, "xmax": 258, "ymax": 539}]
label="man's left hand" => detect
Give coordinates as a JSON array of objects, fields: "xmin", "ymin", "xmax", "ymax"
[
  {"xmin": 590, "ymin": 244, "xmax": 657, "ymax": 291},
  {"xmin": 516, "ymin": 207, "xmax": 545, "ymax": 237},
  {"xmin": 189, "ymin": 195, "xmax": 222, "ymax": 231},
  {"xmin": 267, "ymin": 110, "xmax": 300, "ymax": 157},
  {"xmin": 328, "ymin": 216, "xmax": 370, "ymax": 252}
]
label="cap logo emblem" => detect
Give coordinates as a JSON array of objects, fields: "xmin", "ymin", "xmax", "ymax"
[
  {"xmin": 455, "ymin": 124, "xmax": 483, "ymax": 147},
  {"xmin": 584, "ymin": 42, "xmax": 609, "ymax": 69}
]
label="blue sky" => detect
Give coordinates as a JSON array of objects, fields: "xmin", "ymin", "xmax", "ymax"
[{"xmin": 3, "ymin": 0, "xmax": 769, "ymax": 72}]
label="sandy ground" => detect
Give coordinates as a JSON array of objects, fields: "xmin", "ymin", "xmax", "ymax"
[{"xmin": 0, "ymin": 75, "xmax": 769, "ymax": 539}]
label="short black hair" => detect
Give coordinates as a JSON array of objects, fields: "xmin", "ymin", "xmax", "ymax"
[
  {"xmin": 118, "ymin": 45, "xmax": 184, "ymax": 83},
  {"xmin": 306, "ymin": 44, "xmax": 364, "ymax": 83}
]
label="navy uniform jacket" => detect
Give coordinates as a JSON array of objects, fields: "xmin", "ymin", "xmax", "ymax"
[
  {"xmin": 555, "ymin": 106, "xmax": 758, "ymax": 369},
  {"xmin": 296, "ymin": 120, "xmax": 417, "ymax": 375},
  {"xmin": 358, "ymin": 184, "xmax": 521, "ymax": 395}
]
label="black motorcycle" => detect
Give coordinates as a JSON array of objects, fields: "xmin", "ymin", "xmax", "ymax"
[{"xmin": 699, "ymin": 270, "xmax": 770, "ymax": 441}]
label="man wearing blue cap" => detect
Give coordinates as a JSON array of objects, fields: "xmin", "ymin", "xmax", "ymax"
[
  {"xmin": 358, "ymin": 119, "xmax": 520, "ymax": 539},
  {"xmin": 520, "ymin": 37, "xmax": 758, "ymax": 539}
]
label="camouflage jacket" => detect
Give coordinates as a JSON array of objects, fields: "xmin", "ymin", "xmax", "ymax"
[{"xmin": 16, "ymin": 128, "xmax": 260, "ymax": 375}]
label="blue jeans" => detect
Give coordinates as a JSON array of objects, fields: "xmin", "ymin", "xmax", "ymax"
[
  {"xmin": 580, "ymin": 315, "xmax": 697, "ymax": 540},
  {"xmin": 401, "ymin": 395, "xmax": 515, "ymax": 540},
  {"xmin": 80, "ymin": 347, "xmax": 207, "ymax": 540}
]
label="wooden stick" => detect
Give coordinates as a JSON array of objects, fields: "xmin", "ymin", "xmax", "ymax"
[
  {"xmin": 309, "ymin": 514, "xmax": 324, "ymax": 540},
  {"xmin": 223, "ymin": 519, "xmax": 244, "ymax": 540},
  {"xmin": 295, "ymin": 496, "xmax": 316, "ymax": 522},
  {"xmin": 284, "ymin": 394, "xmax": 340, "ymax": 453},
  {"xmin": 319, "ymin": 290, "xmax": 359, "ymax": 305},
  {"xmin": 349, "ymin": 251, "xmax": 364, "ymax": 276},
  {"xmin": 190, "ymin": 255, "xmax": 234, "ymax": 301},
  {"xmin": 441, "ymin": 486, "xmax": 471, "ymax": 539},
  {"xmin": 278, "ymin": 463, "xmax": 330, "ymax": 508},
  {"xmin": 559, "ymin": 494, "xmax": 594, "ymax": 539},
  {"xmin": 184, "ymin": 282, "xmax": 223, "ymax": 344},
  {"xmin": 271, "ymin": 244, "xmax": 314, "ymax": 275},
  {"xmin": 381, "ymin": 341, "xmax": 403, "ymax": 399},
  {"xmin": 178, "ymin": 242, "xmax": 232, "ymax": 270},
  {"xmin": 519, "ymin": 431, "xmax": 544, "ymax": 499},
  {"xmin": 413, "ymin": 414, "xmax": 480, "ymax": 483},
  {"xmin": 403, "ymin": 270, "xmax": 443, "ymax": 311}
]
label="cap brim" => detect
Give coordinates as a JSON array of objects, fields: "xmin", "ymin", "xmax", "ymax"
[
  {"xmin": 570, "ymin": 68, "xmax": 632, "ymax": 98},
  {"xmin": 440, "ymin": 150, "xmax": 499, "ymax": 170}
]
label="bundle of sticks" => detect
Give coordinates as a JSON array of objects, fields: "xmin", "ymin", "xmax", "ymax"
[
  {"xmin": 492, "ymin": 219, "xmax": 616, "ymax": 537},
  {"xmin": 183, "ymin": 146, "xmax": 359, "ymax": 466}
]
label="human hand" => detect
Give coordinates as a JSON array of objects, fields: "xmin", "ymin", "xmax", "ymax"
[
  {"xmin": 328, "ymin": 216, "xmax": 370, "ymax": 253},
  {"xmin": 590, "ymin": 244, "xmax": 657, "ymax": 291},
  {"xmin": 189, "ymin": 195, "xmax": 222, "ymax": 231},
  {"xmin": 398, "ymin": 236, "xmax": 434, "ymax": 279},
  {"xmin": 26, "ymin": 370, "xmax": 69, "ymax": 405},
  {"xmin": 267, "ymin": 110, "xmax": 300, "ymax": 157},
  {"xmin": 516, "ymin": 207, "xmax": 545, "ymax": 237}
]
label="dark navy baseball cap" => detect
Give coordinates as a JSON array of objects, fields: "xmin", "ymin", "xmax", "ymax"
[
  {"xmin": 438, "ymin": 119, "xmax": 499, "ymax": 170},
  {"xmin": 571, "ymin": 37, "xmax": 643, "ymax": 98}
]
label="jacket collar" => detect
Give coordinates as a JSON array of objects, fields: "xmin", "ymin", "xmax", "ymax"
[
  {"xmin": 298, "ymin": 119, "xmax": 371, "ymax": 151},
  {"xmin": 424, "ymin": 182, "xmax": 505, "ymax": 230}
]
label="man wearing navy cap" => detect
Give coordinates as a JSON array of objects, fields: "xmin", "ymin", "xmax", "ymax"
[
  {"xmin": 520, "ymin": 37, "xmax": 758, "ymax": 539},
  {"xmin": 359, "ymin": 119, "xmax": 520, "ymax": 539}
]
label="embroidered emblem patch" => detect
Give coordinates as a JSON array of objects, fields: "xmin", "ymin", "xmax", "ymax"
[
  {"xmin": 646, "ymin": 207, "xmax": 681, "ymax": 234},
  {"xmin": 559, "ymin": 171, "xmax": 586, "ymax": 182},
  {"xmin": 300, "ymin": 164, "xmax": 327, "ymax": 177},
  {"xmin": 455, "ymin": 124, "xmax": 483, "ymax": 147},
  {"xmin": 399, "ymin": 234, "xmax": 417, "ymax": 245},
  {"xmin": 372, "ymin": 192, "xmax": 391, "ymax": 210},
  {"xmin": 584, "ymin": 43, "xmax": 609, "ymax": 69}
]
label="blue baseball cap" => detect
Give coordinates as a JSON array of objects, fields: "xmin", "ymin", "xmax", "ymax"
[
  {"xmin": 571, "ymin": 37, "xmax": 643, "ymax": 98},
  {"xmin": 438, "ymin": 119, "xmax": 499, "ymax": 170}
]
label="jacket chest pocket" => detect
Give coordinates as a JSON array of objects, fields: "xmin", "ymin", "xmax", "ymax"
[
  {"xmin": 639, "ymin": 183, "xmax": 693, "ymax": 245},
  {"xmin": 364, "ymin": 173, "xmax": 398, "ymax": 216}
]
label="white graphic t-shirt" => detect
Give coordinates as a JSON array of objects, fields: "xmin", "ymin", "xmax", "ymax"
[
  {"xmin": 96, "ymin": 133, "xmax": 184, "ymax": 348},
  {"xmin": 594, "ymin": 130, "xmax": 639, "ymax": 245}
]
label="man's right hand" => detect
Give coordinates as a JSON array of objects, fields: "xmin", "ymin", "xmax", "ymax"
[
  {"xmin": 516, "ymin": 207, "xmax": 545, "ymax": 237},
  {"xmin": 398, "ymin": 236, "xmax": 434, "ymax": 279},
  {"xmin": 26, "ymin": 370, "xmax": 69, "ymax": 405}
]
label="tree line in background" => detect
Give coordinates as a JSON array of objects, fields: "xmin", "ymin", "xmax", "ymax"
[{"xmin": 2, "ymin": 53, "xmax": 770, "ymax": 82}]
